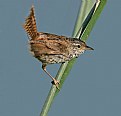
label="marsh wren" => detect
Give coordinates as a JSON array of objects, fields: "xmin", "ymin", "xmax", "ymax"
[{"xmin": 23, "ymin": 6, "xmax": 93, "ymax": 89}]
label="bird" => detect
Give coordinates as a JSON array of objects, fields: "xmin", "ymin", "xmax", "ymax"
[{"xmin": 23, "ymin": 5, "xmax": 94, "ymax": 89}]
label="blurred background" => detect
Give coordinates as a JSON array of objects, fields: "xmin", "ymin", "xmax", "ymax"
[{"xmin": 0, "ymin": 0, "xmax": 121, "ymax": 116}]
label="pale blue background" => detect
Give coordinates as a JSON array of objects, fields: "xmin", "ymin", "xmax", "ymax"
[{"xmin": 0, "ymin": 0, "xmax": 121, "ymax": 116}]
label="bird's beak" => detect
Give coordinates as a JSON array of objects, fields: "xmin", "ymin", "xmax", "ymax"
[{"xmin": 85, "ymin": 46, "xmax": 94, "ymax": 50}]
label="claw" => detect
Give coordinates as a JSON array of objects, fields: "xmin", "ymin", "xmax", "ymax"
[{"xmin": 51, "ymin": 79, "xmax": 60, "ymax": 90}]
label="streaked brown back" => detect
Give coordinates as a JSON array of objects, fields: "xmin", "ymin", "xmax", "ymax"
[{"xmin": 23, "ymin": 5, "xmax": 38, "ymax": 40}]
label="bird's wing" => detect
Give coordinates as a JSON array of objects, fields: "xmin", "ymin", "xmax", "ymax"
[{"xmin": 30, "ymin": 36, "xmax": 69, "ymax": 56}]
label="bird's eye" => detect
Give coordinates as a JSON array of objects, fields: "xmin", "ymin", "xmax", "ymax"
[{"xmin": 77, "ymin": 45, "xmax": 80, "ymax": 48}]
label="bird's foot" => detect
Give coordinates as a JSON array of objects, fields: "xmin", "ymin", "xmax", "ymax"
[{"xmin": 51, "ymin": 78, "xmax": 60, "ymax": 90}]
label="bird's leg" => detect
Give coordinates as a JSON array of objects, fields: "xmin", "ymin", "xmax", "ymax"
[{"xmin": 42, "ymin": 64, "xmax": 60, "ymax": 89}]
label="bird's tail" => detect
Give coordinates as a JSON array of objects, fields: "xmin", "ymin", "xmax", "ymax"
[{"xmin": 23, "ymin": 5, "xmax": 38, "ymax": 40}]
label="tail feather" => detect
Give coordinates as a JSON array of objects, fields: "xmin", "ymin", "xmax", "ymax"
[{"xmin": 23, "ymin": 5, "xmax": 38, "ymax": 40}]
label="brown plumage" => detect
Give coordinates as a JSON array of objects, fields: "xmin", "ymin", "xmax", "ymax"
[
  {"xmin": 23, "ymin": 5, "xmax": 38, "ymax": 40},
  {"xmin": 23, "ymin": 6, "xmax": 93, "ymax": 89}
]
